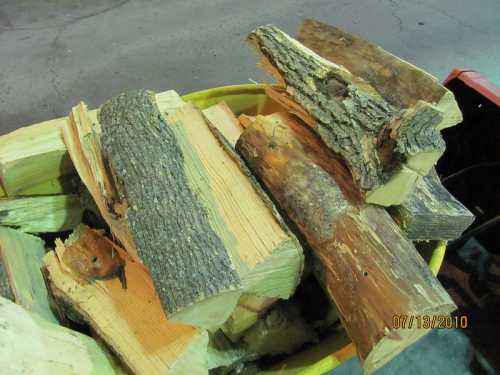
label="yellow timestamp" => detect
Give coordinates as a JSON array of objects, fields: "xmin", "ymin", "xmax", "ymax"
[{"xmin": 392, "ymin": 314, "xmax": 468, "ymax": 329}]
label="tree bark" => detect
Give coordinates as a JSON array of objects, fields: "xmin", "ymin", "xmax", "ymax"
[
  {"xmin": 236, "ymin": 112, "xmax": 456, "ymax": 374},
  {"xmin": 390, "ymin": 169, "xmax": 475, "ymax": 240},
  {"xmin": 248, "ymin": 25, "xmax": 450, "ymax": 206}
]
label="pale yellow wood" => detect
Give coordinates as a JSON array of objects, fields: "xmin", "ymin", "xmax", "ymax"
[
  {"xmin": 0, "ymin": 227, "xmax": 58, "ymax": 323},
  {"xmin": 203, "ymin": 101, "xmax": 244, "ymax": 147},
  {"xmin": 0, "ymin": 195, "xmax": 83, "ymax": 233},
  {"xmin": 167, "ymin": 103, "xmax": 303, "ymax": 299},
  {"xmin": 0, "ymin": 117, "xmax": 74, "ymax": 195},
  {"xmin": 0, "ymin": 296, "xmax": 118, "ymax": 375}
]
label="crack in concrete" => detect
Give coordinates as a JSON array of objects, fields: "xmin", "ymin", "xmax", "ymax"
[
  {"xmin": 1, "ymin": 0, "xmax": 130, "ymax": 32},
  {"xmin": 388, "ymin": 0, "xmax": 404, "ymax": 33},
  {"xmin": 45, "ymin": 0, "xmax": 131, "ymax": 115}
]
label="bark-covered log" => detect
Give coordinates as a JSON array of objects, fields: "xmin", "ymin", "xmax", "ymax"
[
  {"xmin": 236, "ymin": 112, "xmax": 456, "ymax": 374},
  {"xmin": 297, "ymin": 19, "xmax": 462, "ymax": 129},
  {"xmin": 390, "ymin": 169, "xmax": 475, "ymax": 240},
  {"xmin": 247, "ymin": 25, "xmax": 454, "ymax": 206},
  {"xmin": 64, "ymin": 91, "xmax": 303, "ymax": 329},
  {"xmin": 43, "ymin": 225, "xmax": 209, "ymax": 375}
]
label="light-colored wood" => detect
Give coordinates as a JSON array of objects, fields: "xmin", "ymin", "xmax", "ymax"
[
  {"xmin": 168, "ymin": 103, "xmax": 303, "ymax": 301},
  {"xmin": 0, "ymin": 90, "xmax": 184, "ymax": 199},
  {"xmin": 64, "ymin": 90, "xmax": 302, "ymax": 330},
  {"xmin": 236, "ymin": 112, "xmax": 456, "ymax": 375},
  {"xmin": 203, "ymin": 101, "xmax": 244, "ymax": 147},
  {"xmin": 248, "ymin": 25, "xmax": 455, "ymax": 206},
  {"xmin": 43, "ymin": 226, "xmax": 209, "ymax": 375},
  {"xmin": 222, "ymin": 294, "xmax": 277, "ymax": 342},
  {"xmin": 0, "ymin": 227, "xmax": 58, "ymax": 323},
  {"xmin": 0, "ymin": 117, "xmax": 75, "ymax": 195},
  {"xmin": 0, "ymin": 295, "xmax": 119, "ymax": 375},
  {"xmin": 0, "ymin": 194, "xmax": 83, "ymax": 233}
]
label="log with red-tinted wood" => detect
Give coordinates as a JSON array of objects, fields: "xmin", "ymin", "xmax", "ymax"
[{"xmin": 236, "ymin": 111, "xmax": 456, "ymax": 374}]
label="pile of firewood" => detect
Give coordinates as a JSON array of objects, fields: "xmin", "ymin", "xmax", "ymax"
[{"xmin": 0, "ymin": 20, "xmax": 474, "ymax": 375}]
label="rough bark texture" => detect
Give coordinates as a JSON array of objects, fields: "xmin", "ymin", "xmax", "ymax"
[
  {"xmin": 98, "ymin": 90, "xmax": 240, "ymax": 315},
  {"xmin": 236, "ymin": 113, "xmax": 456, "ymax": 374},
  {"xmin": 248, "ymin": 25, "xmax": 445, "ymax": 194},
  {"xmin": 390, "ymin": 169, "xmax": 475, "ymax": 240},
  {"xmin": 297, "ymin": 19, "xmax": 452, "ymax": 110}
]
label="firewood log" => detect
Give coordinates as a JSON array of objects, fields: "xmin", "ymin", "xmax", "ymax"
[
  {"xmin": 0, "ymin": 296, "xmax": 121, "ymax": 374},
  {"xmin": 0, "ymin": 117, "xmax": 75, "ymax": 195},
  {"xmin": 390, "ymin": 169, "xmax": 475, "ymax": 240},
  {"xmin": 43, "ymin": 225, "xmax": 209, "ymax": 375},
  {"xmin": 0, "ymin": 227, "xmax": 58, "ymax": 322},
  {"xmin": 236, "ymin": 112, "xmax": 456, "ymax": 374},
  {"xmin": 0, "ymin": 195, "xmax": 83, "ymax": 233},
  {"xmin": 62, "ymin": 90, "xmax": 303, "ymax": 329},
  {"xmin": 247, "ymin": 25, "xmax": 461, "ymax": 206}
]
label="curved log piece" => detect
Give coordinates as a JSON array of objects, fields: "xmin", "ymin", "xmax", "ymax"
[
  {"xmin": 236, "ymin": 113, "xmax": 456, "ymax": 375},
  {"xmin": 248, "ymin": 25, "xmax": 452, "ymax": 206}
]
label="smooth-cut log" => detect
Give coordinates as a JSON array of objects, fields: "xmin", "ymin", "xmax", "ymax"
[
  {"xmin": 297, "ymin": 19, "xmax": 462, "ymax": 130},
  {"xmin": 390, "ymin": 169, "xmax": 475, "ymax": 240},
  {"xmin": 248, "ymin": 25, "xmax": 452, "ymax": 206},
  {"xmin": 0, "ymin": 296, "xmax": 119, "ymax": 375},
  {"xmin": 0, "ymin": 227, "xmax": 58, "ymax": 322},
  {"xmin": 64, "ymin": 90, "xmax": 303, "ymax": 329},
  {"xmin": 0, "ymin": 194, "xmax": 83, "ymax": 233},
  {"xmin": 43, "ymin": 225, "xmax": 209, "ymax": 375},
  {"xmin": 236, "ymin": 112, "xmax": 456, "ymax": 374},
  {"xmin": 0, "ymin": 117, "xmax": 75, "ymax": 195}
]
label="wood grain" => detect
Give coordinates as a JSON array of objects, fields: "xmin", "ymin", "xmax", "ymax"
[
  {"xmin": 236, "ymin": 112, "xmax": 456, "ymax": 374},
  {"xmin": 43, "ymin": 226, "xmax": 209, "ymax": 375}
]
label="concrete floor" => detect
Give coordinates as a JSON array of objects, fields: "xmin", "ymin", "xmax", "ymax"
[{"xmin": 0, "ymin": 0, "xmax": 499, "ymax": 135}]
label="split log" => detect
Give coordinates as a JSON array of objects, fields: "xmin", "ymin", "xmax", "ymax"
[
  {"xmin": 236, "ymin": 112, "xmax": 456, "ymax": 374},
  {"xmin": 390, "ymin": 169, "xmax": 475, "ymax": 240},
  {"xmin": 203, "ymin": 101, "xmax": 244, "ymax": 147},
  {"xmin": 297, "ymin": 19, "xmax": 462, "ymax": 129},
  {"xmin": 0, "ymin": 296, "xmax": 120, "ymax": 375},
  {"xmin": 0, "ymin": 194, "xmax": 83, "ymax": 233},
  {"xmin": 42, "ymin": 225, "xmax": 209, "ymax": 375},
  {"xmin": 247, "ymin": 25, "xmax": 459, "ymax": 206},
  {"xmin": 241, "ymin": 301, "xmax": 317, "ymax": 357},
  {"xmin": 0, "ymin": 227, "xmax": 58, "ymax": 322},
  {"xmin": 222, "ymin": 293, "xmax": 277, "ymax": 343},
  {"xmin": 63, "ymin": 90, "xmax": 303, "ymax": 329},
  {"xmin": 0, "ymin": 117, "xmax": 75, "ymax": 195}
]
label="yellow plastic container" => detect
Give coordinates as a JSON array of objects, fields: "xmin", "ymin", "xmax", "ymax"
[{"xmin": 183, "ymin": 84, "xmax": 446, "ymax": 375}]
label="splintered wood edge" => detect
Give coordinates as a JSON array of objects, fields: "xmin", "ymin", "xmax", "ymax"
[
  {"xmin": 63, "ymin": 104, "xmax": 139, "ymax": 260},
  {"xmin": 43, "ymin": 233, "xmax": 209, "ymax": 375}
]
